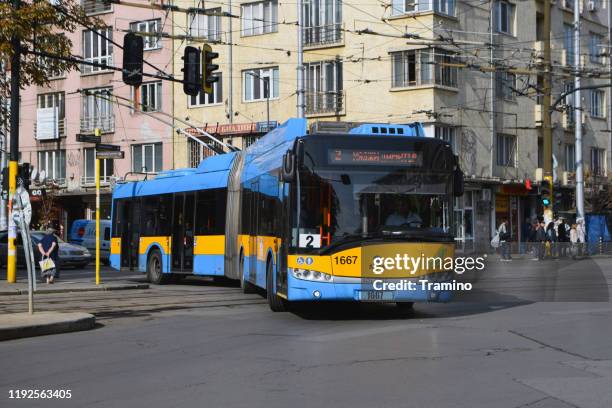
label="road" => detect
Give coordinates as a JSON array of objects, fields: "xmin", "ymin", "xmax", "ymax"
[{"xmin": 1, "ymin": 258, "xmax": 612, "ymax": 408}]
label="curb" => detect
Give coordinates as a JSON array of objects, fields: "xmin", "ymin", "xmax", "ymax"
[
  {"xmin": 0, "ymin": 283, "xmax": 149, "ymax": 296},
  {"xmin": 0, "ymin": 313, "xmax": 96, "ymax": 341}
]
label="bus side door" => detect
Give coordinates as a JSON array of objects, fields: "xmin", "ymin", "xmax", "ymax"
[{"xmin": 249, "ymin": 180, "xmax": 259, "ymax": 284}]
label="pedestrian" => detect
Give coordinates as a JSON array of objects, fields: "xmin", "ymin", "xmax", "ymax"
[
  {"xmin": 545, "ymin": 221, "xmax": 557, "ymax": 258},
  {"xmin": 498, "ymin": 219, "xmax": 512, "ymax": 261},
  {"xmin": 521, "ymin": 218, "xmax": 532, "ymax": 255},
  {"xmin": 533, "ymin": 221, "xmax": 547, "ymax": 260},
  {"xmin": 570, "ymin": 223, "xmax": 578, "ymax": 259},
  {"xmin": 576, "ymin": 217, "xmax": 586, "ymax": 256},
  {"xmin": 37, "ymin": 227, "xmax": 60, "ymax": 284},
  {"xmin": 557, "ymin": 218, "xmax": 568, "ymax": 258}
]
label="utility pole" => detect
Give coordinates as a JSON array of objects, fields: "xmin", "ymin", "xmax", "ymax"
[
  {"xmin": 489, "ymin": 2, "xmax": 495, "ymax": 179},
  {"xmin": 542, "ymin": 0, "xmax": 554, "ymax": 224},
  {"xmin": 7, "ymin": 0, "xmax": 21, "ymax": 283},
  {"xmin": 296, "ymin": 0, "xmax": 305, "ymax": 118},
  {"xmin": 95, "ymin": 140, "xmax": 101, "ymax": 285},
  {"xmin": 574, "ymin": 0, "xmax": 585, "ymax": 220},
  {"xmin": 228, "ymin": 0, "xmax": 233, "ymax": 124}
]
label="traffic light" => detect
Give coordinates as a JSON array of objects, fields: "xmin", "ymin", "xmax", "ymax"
[
  {"xmin": 540, "ymin": 178, "xmax": 552, "ymax": 207},
  {"xmin": 1, "ymin": 167, "xmax": 7, "ymax": 193},
  {"xmin": 202, "ymin": 44, "xmax": 219, "ymax": 94},
  {"xmin": 182, "ymin": 46, "xmax": 201, "ymax": 96},
  {"xmin": 122, "ymin": 32, "xmax": 144, "ymax": 86},
  {"xmin": 18, "ymin": 163, "xmax": 31, "ymax": 191}
]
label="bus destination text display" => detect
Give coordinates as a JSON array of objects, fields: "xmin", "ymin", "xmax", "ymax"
[{"xmin": 328, "ymin": 149, "xmax": 423, "ymax": 166}]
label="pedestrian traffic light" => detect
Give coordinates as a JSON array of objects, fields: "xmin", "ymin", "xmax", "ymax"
[
  {"xmin": 540, "ymin": 178, "xmax": 552, "ymax": 207},
  {"xmin": 182, "ymin": 46, "xmax": 201, "ymax": 96},
  {"xmin": 122, "ymin": 32, "xmax": 144, "ymax": 86},
  {"xmin": 202, "ymin": 44, "xmax": 219, "ymax": 94}
]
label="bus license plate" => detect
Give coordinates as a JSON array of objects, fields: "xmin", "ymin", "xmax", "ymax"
[{"xmin": 358, "ymin": 291, "xmax": 394, "ymax": 302}]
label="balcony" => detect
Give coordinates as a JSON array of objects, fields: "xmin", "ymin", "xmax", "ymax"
[
  {"xmin": 80, "ymin": 115, "xmax": 114, "ymax": 134},
  {"xmin": 303, "ymin": 23, "xmax": 343, "ymax": 48},
  {"xmin": 305, "ymin": 90, "xmax": 345, "ymax": 116},
  {"xmin": 81, "ymin": 0, "xmax": 112, "ymax": 15},
  {"xmin": 81, "ymin": 175, "xmax": 113, "ymax": 186}
]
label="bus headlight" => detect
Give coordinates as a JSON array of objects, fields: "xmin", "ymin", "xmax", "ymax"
[{"xmin": 291, "ymin": 268, "xmax": 333, "ymax": 282}]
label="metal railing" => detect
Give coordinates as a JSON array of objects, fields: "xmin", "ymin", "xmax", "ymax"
[
  {"xmin": 303, "ymin": 23, "xmax": 343, "ymax": 48},
  {"xmin": 80, "ymin": 115, "xmax": 114, "ymax": 133},
  {"xmin": 81, "ymin": 175, "xmax": 113, "ymax": 186},
  {"xmin": 305, "ymin": 90, "xmax": 344, "ymax": 115},
  {"xmin": 82, "ymin": 0, "xmax": 112, "ymax": 15},
  {"xmin": 34, "ymin": 118, "xmax": 66, "ymax": 139}
]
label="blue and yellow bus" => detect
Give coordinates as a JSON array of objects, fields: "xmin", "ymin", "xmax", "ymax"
[{"xmin": 111, "ymin": 118, "xmax": 464, "ymax": 311}]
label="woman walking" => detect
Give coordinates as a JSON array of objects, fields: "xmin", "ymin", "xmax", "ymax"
[{"xmin": 38, "ymin": 227, "xmax": 59, "ymax": 284}]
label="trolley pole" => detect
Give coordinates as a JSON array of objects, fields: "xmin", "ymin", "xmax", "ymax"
[
  {"xmin": 542, "ymin": 0, "xmax": 554, "ymax": 223},
  {"xmin": 7, "ymin": 0, "xmax": 21, "ymax": 283},
  {"xmin": 95, "ymin": 147, "xmax": 101, "ymax": 285}
]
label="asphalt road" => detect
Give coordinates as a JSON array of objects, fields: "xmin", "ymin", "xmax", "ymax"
[{"xmin": 1, "ymin": 258, "xmax": 612, "ymax": 408}]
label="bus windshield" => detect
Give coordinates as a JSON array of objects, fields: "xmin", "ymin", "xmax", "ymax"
[{"xmin": 294, "ymin": 167, "xmax": 453, "ymax": 253}]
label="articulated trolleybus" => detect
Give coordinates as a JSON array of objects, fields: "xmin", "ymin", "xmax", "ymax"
[{"xmin": 111, "ymin": 118, "xmax": 464, "ymax": 311}]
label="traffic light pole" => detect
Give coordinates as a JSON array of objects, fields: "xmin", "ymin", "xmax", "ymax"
[
  {"xmin": 7, "ymin": 0, "xmax": 21, "ymax": 283},
  {"xmin": 95, "ymin": 155, "xmax": 101, "ymax": 285},
  {"xmin": 542, "ymin": 0, "xmax": 554, "ymax": 224},
  {"xmin": 574, "ymin": 0, "xmax": 585, "ymax": 220}
]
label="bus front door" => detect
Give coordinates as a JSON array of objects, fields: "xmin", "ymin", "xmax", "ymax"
[{"xmin": 249, "ymin": 182, "xmax": 259, "ymax": 284}]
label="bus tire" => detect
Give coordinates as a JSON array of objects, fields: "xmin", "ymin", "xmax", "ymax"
[
  {"xmin": 396, "ymin": 302, "xmax": 414, "ymax": 313},
  {"xmin": 266, "ymin": 259, "xmax": 287, "ymax": 312},
  {"xmin": 240, "ymin": 250, "xmax": 256, "ymax": 294},
  {"xmin": 147, "ymin": 249, "xmax": 170, "ymax": 285}
]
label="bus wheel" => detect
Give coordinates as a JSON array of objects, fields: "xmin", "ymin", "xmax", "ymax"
[
  {"xmin": 266, "ymin": 260, "xmax": 287, "ymax": 312},
  {"xmin": 396, "ymin": 302, "xmax": 414, "ymax": 314},
  {"xmin": 147, "ymin": 249, "xmax": 170, "ymax": 285},
  {"xmin": 240, "ymin": 250, "xmax": 256, "ymax": 294}
]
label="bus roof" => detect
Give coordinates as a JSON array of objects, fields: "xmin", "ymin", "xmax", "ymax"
[{"xmin": 113, "ymin": 152, "xmax": 238, "ymax": 199}]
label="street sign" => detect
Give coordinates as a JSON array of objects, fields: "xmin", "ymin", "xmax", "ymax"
[
  {"xmin": 96, "ymin": 150, "xmax": 124, "ymax": 159},
  {"xmin": 96, "ymin": 143, "xmax": 121, "ymax": 151},
  {"xmin": 76, "ymin": 133, "xmax": 101, "ymax": 143}
]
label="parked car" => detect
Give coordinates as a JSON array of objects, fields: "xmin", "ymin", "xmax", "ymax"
[
  {"xmin": 0, "ymin": 230, "xmax": 92, "ymax": 269},
  {"xmin": 68, "ymin": 219, "xmax": 111, "ymax": 264}
]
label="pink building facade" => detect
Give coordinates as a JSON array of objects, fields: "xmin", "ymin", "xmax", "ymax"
[{"xmin": 19, "ymin": 0, "xmax": 174, "ymax": 231}]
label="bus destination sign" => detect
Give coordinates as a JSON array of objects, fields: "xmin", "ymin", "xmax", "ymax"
[{"xmin": 328, "ymin": 149, "xmax": 422, "ymax": 166}]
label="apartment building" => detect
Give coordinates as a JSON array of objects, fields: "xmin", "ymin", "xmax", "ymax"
[
  {"xmin": 19, "ymin": 0, "xmax": 174, "ymax": 231},
  {"xmin": 170, "ymin": 0, "xmax": 611, "ymax": 251}
]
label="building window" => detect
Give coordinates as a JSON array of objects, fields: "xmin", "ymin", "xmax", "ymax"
[
  {"xmin": 564, "ymin": 81, "xmax": 576, "ymax": 126},
  {"xmin": 241, "ymin": 0, "xmax": 278, "ymax": 36},
  {"xmin": 590, "ymin": 89, "xmax": 605, "ymax": 118},
  {"xmin": 496, "ymin": 1, "xmax": 515, "ymax": 35},
  {"xmin": 83, "ymin": 148, "xmax": 114, "ymax": 184},
  {"xmin": 37, "ymin": 150, "xmax": 66, "ymax": 184},
  {"xmin": 82, "ymin": 27, "xmax": 113, "ymax": 74},
  {"xmin": 304, "ymin": 60, "xmax": 343, "ymax": 114},
  {"xmin": 37, "ymin": 92, "xmax": 65, "ymax": 138},
  {"xmin": 391, "ymin": 0, "xmax": 455, "ymax": 16},
  {"xmin": 243, "ymin": 67, "xmax": 279, "ymax": 101},
  {"xmin": 591, "ymin": 148, "xmax": 605, "ymax": 176},
  {"xmin": 139, "ymin": 81, "xmax": 162, "ymax": 112},
  {"xmin": 497, "ymin": 71, "xmax": 516, "ymax": 101},
  {"xmin": 189, "ymin": 74, "xmax": 223, "ymax": 106},
  {"xmin": 589, "ymin": 33, "xmax": 604, "ymax": 64},
  {"xmin": 81, "ymin": 87, "xmax": 113, "ymax": 133},
  {"xmin": 82, "ymin": 0, "xmax": 111, "ymax": 15},
  {"xmin": 303, "ymin": 0, "xmax": 342, "ymax": 46},
  {"xmin": 564, "ymin": 24, "xmax": 574, "ymax": 65},
  {"xmin": 496, "ymin": 133, "xmax": 516, "ymax": 167},
  {"xmin": 435, "ymin": 126, "xmax": 457, "ymax": 154},
  {"xmin": 130, "ymin": 19, "xmax": 161, "ymax": 50},
  {"xmin": 132, "ymin": 143, "xmax": 163, "ymax": 173},
  {"xmin": 188, "ymin": 8, "xmax": 221, "ymax": 41},
  {"xmin": 391, "ymin": 48, "xmax": 457, "ymax": 88},
  {"xmin": 565, "ymin": 143, "xmax": 575, "ymax": 172}
]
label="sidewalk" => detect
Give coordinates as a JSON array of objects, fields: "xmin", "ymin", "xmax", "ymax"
[
  {"xmin": 0, "ymin": 279, "xmax": 149, "ymax": 296},
  {"xmin": 0, "ymin": 312, "xmax": 96, "ymax": 341}
]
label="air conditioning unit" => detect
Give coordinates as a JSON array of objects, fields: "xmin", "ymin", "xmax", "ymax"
[
  {"xmin": 588, "ymin": 0, "xmax": 596, "ymax": 11},
  {"xmin": 534, "ymin": 104, "xmax": 543, "ymax": 127},
  {"xmin": 535, "ymin": 168, "xmax": 544, "ymax": 182}
]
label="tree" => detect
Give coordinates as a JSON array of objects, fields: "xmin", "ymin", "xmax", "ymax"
[{"xmin": 0, "ymin": 0, "xmax": 101, "ymax": 92}]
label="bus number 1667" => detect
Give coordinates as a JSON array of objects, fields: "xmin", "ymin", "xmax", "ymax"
[{"xmin": 334, "ymin": 256, "xmax": 357, "ymax": 265}]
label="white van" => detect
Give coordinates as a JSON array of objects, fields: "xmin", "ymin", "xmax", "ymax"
[{"xmin": 69, "ymin": 219, "xmax": 111, "ymax": 264}]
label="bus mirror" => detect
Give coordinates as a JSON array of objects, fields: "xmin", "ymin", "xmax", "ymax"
[
  {"xmin": 453, "ymin": 169, "xmax": 464, "ymax": 197},
  {"xmin": 281, "ymin": 151, "xmax": 296, "ymax": 182}
]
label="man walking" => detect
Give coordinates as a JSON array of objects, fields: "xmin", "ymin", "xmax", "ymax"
[{"xmin": 498, "ymin": 219, "xmax": 512, "ymax": 261}]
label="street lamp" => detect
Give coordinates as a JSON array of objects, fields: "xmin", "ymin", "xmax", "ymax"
[{"xmin": 247, "ymin": 71, "xmax": 270, "ymax": 130}]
